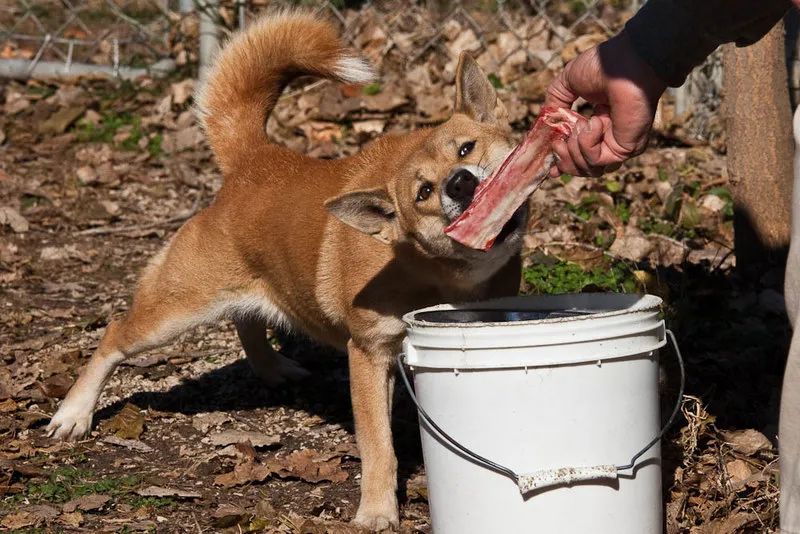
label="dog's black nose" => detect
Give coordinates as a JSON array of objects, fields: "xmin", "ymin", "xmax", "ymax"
[{"xmin": 446, "ymin": 169, "xmax": 478, "ymax": 202}]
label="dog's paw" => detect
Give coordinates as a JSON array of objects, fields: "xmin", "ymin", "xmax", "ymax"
[
  {"xmin": 46, "ymin": 402, "xmax": 93, "ymax": 441},
  {"xmin": 249, "ymin": 353, "xmax": 310, "ymax": 387},
  {"xmin": 352, "ymin": 507, "xmax": 399, "ymax": 532}
]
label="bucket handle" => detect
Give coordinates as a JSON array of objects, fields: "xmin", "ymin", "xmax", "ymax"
[{"xmin": 396, "ymin": 329, "xmax": 685, "ymax": 494}]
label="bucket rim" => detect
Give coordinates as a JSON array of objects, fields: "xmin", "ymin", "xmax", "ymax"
[{"xmin": 403, "ymin": 293, "xmax": 662, "ymax": 329}]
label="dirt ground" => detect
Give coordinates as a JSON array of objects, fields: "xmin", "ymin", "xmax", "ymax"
[{"xmin": 0, "ymin": 4, "xmax": 794, "ymax": 533}]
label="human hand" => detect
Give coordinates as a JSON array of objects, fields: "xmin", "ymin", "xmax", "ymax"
[{"xmin": 544, "ymin": 30, "xmax": 667, "ymax": 177}]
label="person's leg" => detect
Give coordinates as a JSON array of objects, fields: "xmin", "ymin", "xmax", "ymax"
[{"xmin": 780, "ymin": 104, "xmax": 800, "ymax": 533}]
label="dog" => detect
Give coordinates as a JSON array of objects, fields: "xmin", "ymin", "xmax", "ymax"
[{"xmin": 47, "ymin": 12, "xmax": 527, "ymax": 530}]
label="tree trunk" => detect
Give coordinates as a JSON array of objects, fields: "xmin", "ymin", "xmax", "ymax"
[{"xmin": 723, "ymin": 21, "xmax": 794, "ymax": 269}]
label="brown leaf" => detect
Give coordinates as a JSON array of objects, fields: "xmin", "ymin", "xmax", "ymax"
[
  {"xmin": 191, "ymin": 411, "xmax": 231, "ymax": 433},
  {"xmin": 1, "ymin": 511, "xmax": 37, "ymax": 529},
  {"xmin": 724, "ymin": 459, "xmax": 752, "ymax": 490},
  {"xmin": 101, "ymin": 435, "xmax": 153, "ymax": 452},
  {"xmin": 211, "ymin": 503, "xmax": 250, "ymax": 528},
  {"xmin": 58, "ymin": 511, "xmax": 83, "ymax": 527},
  {"xmin": 0, "ymin": 206, "xmax": 29, "ymax": 233},
  {"xmin": 406, "ymin": 473, "xmax": 428, "ymax": 502},
  {"xmin": 213, "ymin": 460, "xmax": 271, "ymax": 487},
  {"xmin": 206, "ymin": 430, "xmax": 280, "ymax": 449},
  {"xmin": 561, "ymin": 33, "xmax": 606, "ymax": 63},
  {"xmin": 0, "ymin": 399, "xmax": 17, "ymax": 413},
  {"xmin": 103, "ymin": 403, "xmax": 145, "ymax": 439},
  {"xmin": 299, "ymin": 121, "xmax": 343, "ymax": 143},
  {"xmin": 360, "ymin": 91, "xmax": 408, "ymax": 112},
  {"xmin": 609, "ymin": 228, "xmax": 653, "ymax": 261},
  {"xmin": 170, "ymin": 79, "xmax": 195, "ymax": 106},
  {"xmin": 722, "ymin": 429, "xmax": 773, "ymax": 456},
  {"xmin": 267, "ymin": 448, "xmax": 349, "ymax": 484},
  {"xmin": 37, "ymin": 106, "xmax": 86, "ymax": 135},
  {"xmin": 62, "ymin": 493, "xmax": 110, "ymax": 513},
  {"xmin": 26, "ymin": 504, "xmax": 59, "ymax": 520},
  {"xmin": 41, "ymin": 373, "xmax": 74, "ymax": 399}
]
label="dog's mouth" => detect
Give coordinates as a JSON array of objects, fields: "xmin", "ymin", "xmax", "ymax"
[{"xmin": 493, "ymin": 205, "xmax": 526, "ymax": 245}]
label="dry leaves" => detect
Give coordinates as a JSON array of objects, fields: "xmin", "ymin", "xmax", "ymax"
[
  {"xmin": 205, "ymin": 430, "xmax": 280, "ymax": 448},
  {"xmin": 215, "ymin": 448, "xmax": 349, "ymax": 487},
  {"xmin": 0, "ymin": 206, "xmax": 29, "ymax": 233},
  {"xmin": 62, "ymin": 493, "xmax": 110, "ymax": 513},
  {"xmin": 102, "ymin": 403, "xmax": 145, "ymax": 439}
]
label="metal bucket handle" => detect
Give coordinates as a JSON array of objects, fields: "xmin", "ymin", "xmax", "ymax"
[{"xmin": 396, "ymin": 329, "xmax": 685, "ymax": 494}]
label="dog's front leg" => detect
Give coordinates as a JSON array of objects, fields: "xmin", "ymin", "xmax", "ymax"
[{"xmin": 348, "ymin": 339, "xmax": 399, "ymax": 531}]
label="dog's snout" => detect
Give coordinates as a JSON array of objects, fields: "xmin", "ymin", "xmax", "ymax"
[{"xmin": 446, "ymin": 169, "xmax": 479, "ymax": 202}]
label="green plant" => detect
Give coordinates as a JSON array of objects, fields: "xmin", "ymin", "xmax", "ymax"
[
  {"xmin": 127, "ymin": 495, "xmax": 175, "ymax": 509},
  {"xmin": 708, "ymin": 186, "xmax": 734, "ymax": 219},
  {"xmin": 487, "ymin": 73, "xmax": 503, "ymax": 89},
  {"xmin": 567, "ymin": 194, "xmax": 599, "ymax": 221},
  {"xmin": 13, "ymin": 466, "xmax": 139, "ymax": 504},
  {"xmin": 615, "ymin": 200, "xmax": 631, "ymax": 224},
  {"xmin": 362, "ymin": 83, "xmax": 382, "ymax": 96},
  {"xmin": 523, "ymin": 258, "xmax": 638, "ymax": 294}
]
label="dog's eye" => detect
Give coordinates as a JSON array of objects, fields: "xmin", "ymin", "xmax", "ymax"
[
  {"xmin": 416, "ymin": 182, "xmax": 433, "ymax": 202},
  {"xmin": 458, "ymin": 141, "xmax": 476, "ymax": 158}
]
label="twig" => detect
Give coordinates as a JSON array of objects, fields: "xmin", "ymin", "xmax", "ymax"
[
  {"xmin": 279, "ymin": 79, "xmax": 329, "ymax": 101},
  {"xmin": 73, "ymin": 208, "xmax": 197, "ymax": 237},
  {"xmin": 192, "ymin": 512, "xmax": 204, "ymax": 534}
]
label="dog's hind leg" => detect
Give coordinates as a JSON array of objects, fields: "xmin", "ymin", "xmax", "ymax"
[
  {"xmin": 47, "ymin": 221, "xmax": 237, "ymax": 440},
  {"xmin": 234, "ymin": 316, "xmax": 309, "ymax": 387}
]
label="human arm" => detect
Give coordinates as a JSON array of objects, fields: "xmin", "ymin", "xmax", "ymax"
[{"xmin": 545, "ymin": 0, "xmax": 794, "ymax": 177}]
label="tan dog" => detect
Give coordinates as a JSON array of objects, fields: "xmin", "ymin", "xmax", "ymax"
[{"xmin": 47, "ymin": 12, "xmax": 526, "ymax": 530}]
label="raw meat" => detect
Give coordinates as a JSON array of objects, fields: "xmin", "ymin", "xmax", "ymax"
[{"xmin": 445, "ymin": 107, "xmax": 582, "ymax": 250}]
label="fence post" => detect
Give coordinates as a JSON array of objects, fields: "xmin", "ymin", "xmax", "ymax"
[{"xmin": 199, "ymin": 0, "xmax": 219, "ymax": 80}]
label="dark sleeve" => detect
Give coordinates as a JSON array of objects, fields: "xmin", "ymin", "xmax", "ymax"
[{"xmin": 625, "ymin": 0, "xmax": 792, "ymax": 87}]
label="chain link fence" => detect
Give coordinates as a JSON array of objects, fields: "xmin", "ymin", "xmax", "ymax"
[
  {"xmin": 1, "ymin": 0, "xmax": 725, "ymax": 141},
  {"xmin": 0, "ymin": 0, "xmax": 186, "ymax": 78}
]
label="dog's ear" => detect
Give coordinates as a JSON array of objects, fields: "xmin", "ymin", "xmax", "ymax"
[
  {"xmin": 453, "ymin": 52, "xmax": 506, "ymax": 123},
  {"xmin": 325, "ymin": 187, "xmax": 398, "ymax": 244}
]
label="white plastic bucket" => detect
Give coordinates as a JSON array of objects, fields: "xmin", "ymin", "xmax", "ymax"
[{"xmin": 400, "ymin": 293, "xmax": 680, "ymax": 534}]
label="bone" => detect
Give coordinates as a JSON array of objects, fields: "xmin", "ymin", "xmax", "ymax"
[{"xmin": 445, "ymin": 107, "xmax": 582, "ymax": 250}]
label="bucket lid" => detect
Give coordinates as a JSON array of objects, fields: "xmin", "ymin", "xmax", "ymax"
[{"xmin": 402, "ymin": 293, "xmax": 665, "ymax": 368}]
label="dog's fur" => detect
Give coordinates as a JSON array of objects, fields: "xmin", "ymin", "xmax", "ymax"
[{"xmin": 47, "ymin": 12, "xmax": 527, "ymax": 530}]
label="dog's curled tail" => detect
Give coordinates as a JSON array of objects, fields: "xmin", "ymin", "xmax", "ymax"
[{"xmin": 195, "ymin": 12, "xmax": 375, "ymax": 174}]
